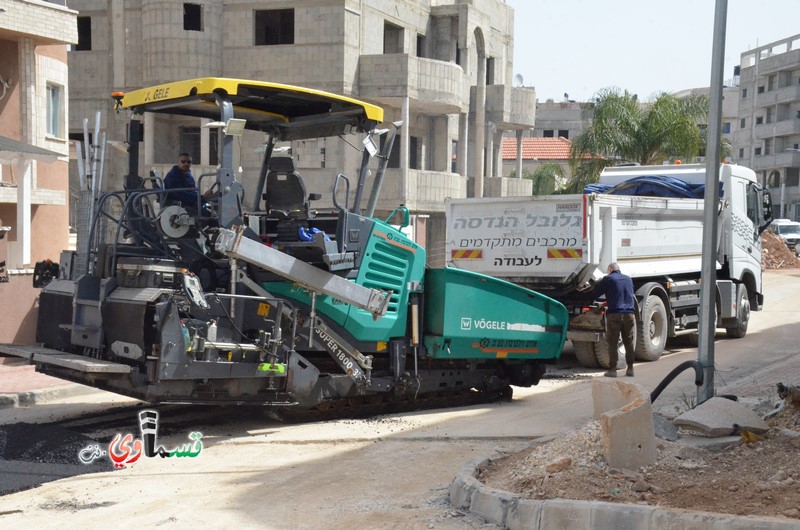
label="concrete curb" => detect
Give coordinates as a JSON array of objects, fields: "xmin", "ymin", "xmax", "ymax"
[
  {"xmin": 450, "ymin": 456, "xmax": 799, "ymax": 529},
  {"xmin": 0, "ymin": 384, "xmax": 99, "ymax": 409}
]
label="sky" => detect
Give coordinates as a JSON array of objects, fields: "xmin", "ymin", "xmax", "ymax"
[{"xmin": 506, "ymin": 0, "xmax": 800, "ymax": 103}]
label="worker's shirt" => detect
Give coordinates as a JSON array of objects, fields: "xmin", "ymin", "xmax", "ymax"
[
  {"xmin": 593, "ymin": 270, "xmax": 635, "ymax": 313},
  {"xmin": 164, "ymin": 165, "xmax": 200, "ymax": 205}
]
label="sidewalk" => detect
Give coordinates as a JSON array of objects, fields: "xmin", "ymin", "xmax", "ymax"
[{"xmin": 0, "ymin": 355, "xmax": 97, "ymax": 408}]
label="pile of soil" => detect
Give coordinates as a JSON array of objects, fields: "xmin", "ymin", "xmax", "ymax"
[
  {"xmin": 479, "ymin": 402, "xmax": 800, "ymax": 520},
  {"xmin": 762, "ymin": 231, "xmax": 800, "ymax": 269}
]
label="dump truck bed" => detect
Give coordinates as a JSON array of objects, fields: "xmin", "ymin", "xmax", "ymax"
[{"xmin": 445, "ymin": 193, "xmax": 708, "ymax": 289}]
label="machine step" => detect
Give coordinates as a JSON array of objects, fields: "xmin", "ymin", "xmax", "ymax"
[{"xmin": 0, "ymin": 344, "xmax": 130, "ymax": 375}]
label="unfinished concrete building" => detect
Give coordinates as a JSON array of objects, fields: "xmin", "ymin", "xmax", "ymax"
[
  {"xmin": 66, "ymin": 0, "xmax": 536, "ymax": 264},
  {"xmin": 733, "ymin": 34, "xmax": 800, "ymax": 220}
]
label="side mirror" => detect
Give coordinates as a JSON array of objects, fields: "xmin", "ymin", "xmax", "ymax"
[{"xmin": 758, "ymin": 189, "xmax": 774, "ymax": 235}]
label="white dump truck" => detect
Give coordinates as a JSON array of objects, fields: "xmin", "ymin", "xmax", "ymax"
[{"xmin": 445, "ymin": 164, "xmax": 774, "ymax": 368}]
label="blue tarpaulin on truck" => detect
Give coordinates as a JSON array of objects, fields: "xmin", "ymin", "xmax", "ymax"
[{"xmin": 585, "ymin": 175, "xmax": 723, "ymax": 198}]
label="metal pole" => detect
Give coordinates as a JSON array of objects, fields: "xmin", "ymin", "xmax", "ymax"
[
  {"xmin": 97, "ymin": 132, "xmax": 107, "ymax": 195},
  {"xmin": 90, "ymin": 111, "xmax": 101, "ymax": 186},
  {"xmin": 252, "ymin": 136, "xmax": 275, "ymax": 211},
  {"xmin": 698, "ymin": 0, "xmax": 727, "ymax": 405},
  {"xmin": 351, "ymin": 146, "xmax": 371, "ymax": 214},
  {"xmin": 365, "ymin": 121, "xmax": 403, "ymax": 217}
]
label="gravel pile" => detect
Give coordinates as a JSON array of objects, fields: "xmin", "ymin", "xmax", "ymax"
[{"xmin": 762, "ymin": 231, "xmax": 800, "ymax": 269}]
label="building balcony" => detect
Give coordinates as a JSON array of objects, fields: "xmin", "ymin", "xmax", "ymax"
[
  {"xmin": 0, "ymin": 0, "xmax": 77, "ymax": 45},
  {"xmin": 358, "ymin": 169, "xmax": 532, "ymax": 213},
  {"xmin": 754, "ymin": 118, "xmax": 800, "ymax": 139},
  {"xmin": 0, "ymin": 186, "xmax": 66, "ymax": 205},
  {"xmin": 365, "ymin": 168, "xmax": 467, "ymax": 213},
  {"xmin": 750, "ymin": 150, "xmax": 800, "ymax": 172},
  {"xmin": 357, "ymin": 54, "xmax": 465, "ymax": 114},
  {"xmin": 473, "ymin": 85, "xmax": 537, "ymax": 130},
  {"xmin": 749, "ymin": 48, "xmax": 800, "ymax": 76},
  {"xmin": 754, "ymin": 84, "xmax": 800, "ymax": 107},
  {"xmin": 480, "ymin": 176, "xmax": 533, "ymax": 198}
]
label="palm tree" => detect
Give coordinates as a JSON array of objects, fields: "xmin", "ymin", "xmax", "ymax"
[
  {"xmin": 522, "ymin": 163, "xmax": 563, "ymax": 195},
  {"xmin": 568, "ymin": 88, "xmax": 709, "ymax": 190}
]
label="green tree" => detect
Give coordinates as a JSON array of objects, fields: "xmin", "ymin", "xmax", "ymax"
[
  {"xmin": 568, "ymin": 88, "xmax": 709, "ymax": 190},
  {"xmin": 518, "ymin": 163, "xmax": 563, "ymax": 195}
]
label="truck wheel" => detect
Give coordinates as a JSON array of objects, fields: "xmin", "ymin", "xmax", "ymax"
[
  {"xmin": 572, "ymin": 341, "xmax": 599, "ymax": 368},
  {"xmin": 635, "ymin": 295, "xmax": 667, "ymax": 362},
  {"xmin": 725, "ymin": 284, "xmax": 750, "ymax": 339},
  {"xmin": 595, "ymin": 339, "xmax": 628, "ymax": 370}
]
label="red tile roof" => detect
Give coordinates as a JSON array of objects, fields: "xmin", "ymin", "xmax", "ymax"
[{"xmin": 502, "ymin": 137, "xmax": 574, "ymax": 161}]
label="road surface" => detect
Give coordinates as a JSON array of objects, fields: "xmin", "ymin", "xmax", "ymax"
[{"xmin": 0, "ymin": 270, "xmax": 798, "ymax": 529}]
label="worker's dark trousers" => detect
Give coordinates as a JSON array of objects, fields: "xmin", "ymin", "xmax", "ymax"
[{"xmin": 606, "ymin": 312, "xmax": 636, "ymax": 369}]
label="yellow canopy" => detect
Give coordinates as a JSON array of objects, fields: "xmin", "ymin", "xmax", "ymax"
[{"xmin": 118, "ymin": 78, "xmax": 383, "ymax": 140}]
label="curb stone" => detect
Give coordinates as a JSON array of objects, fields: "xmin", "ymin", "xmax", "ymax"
[
  {"xmin": 450, "ymin": 456, "xmax": 800, "ymax": 530},
  {"xmin": 0, "ymin": 384, "xmax": 99, "ymax": 409}
]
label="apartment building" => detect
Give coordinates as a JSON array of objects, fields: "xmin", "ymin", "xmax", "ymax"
[
  {"xmin": 531, "ymin": 100, "xmax": 589, "ymax": 141},
  {"xmin": 0, "ymin": 0, "xmax": 76, "ymax": 342},
  {"xmin": 67, "ymin": 0, "xmax": 536, "ymax": 263},
  {"xmin": 733, "ymin": 34, "xmax": 800, "ymax": 220}
]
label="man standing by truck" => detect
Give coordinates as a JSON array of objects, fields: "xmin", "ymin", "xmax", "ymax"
[{"xmin": 594, "ymin": 263, "xmax": 636, "ymax": 377}]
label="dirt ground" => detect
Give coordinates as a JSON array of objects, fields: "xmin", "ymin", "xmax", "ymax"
[
  {"xmin": 480, "ymin": 400, "xmax": 800, "ymax": 520},
  {"xmin": 476, "ymin": 233, "xmax": 800, "ymax": 521}
]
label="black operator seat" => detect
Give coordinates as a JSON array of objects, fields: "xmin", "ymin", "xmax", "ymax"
[{"xmin": 263, "ymin": 157, "xmax": 313, "ymax": 220}]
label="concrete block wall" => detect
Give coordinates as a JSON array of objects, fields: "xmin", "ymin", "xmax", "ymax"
[
  {"xmin": 142, "ymin": 0, "xmax": 223, "ymax": 85},
  {"xmin": 483, "ymin": 176, "xmax": 531, "ymax": 198},
  {"xmin": 222, "ymin": 3, "xmax": 347, "ymax": 90},
  {"xmin": 413, "ymin": 57, "xmax": 464, "ymax": 106},
  {"xmin": 408, "ymin": 169, "xmax": 467, "ymax": 211}
]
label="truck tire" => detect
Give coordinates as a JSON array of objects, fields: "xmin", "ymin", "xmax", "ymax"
[
  {"xmin": 573, "ymin": 339, "xmax": 629, "ymax": 370},
  {"xmin": 725, "ymin": 284, "xmax": 750, "ymax": 339},
  {"xmin": 595, "ymin": 339, "xmax": 628, "ymax": 370},
  {"xmin": 635, "ymin": 295, "xmax": 667, "ymax": 362},
  {"xmin": 572, "ymin": 341, "xmax": 600, "ymax": 368}
]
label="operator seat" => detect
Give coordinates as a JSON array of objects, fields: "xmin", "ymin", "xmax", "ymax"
[{"xmin": 263, "ymin": 157, "xmax": 311, "ymax": 220}]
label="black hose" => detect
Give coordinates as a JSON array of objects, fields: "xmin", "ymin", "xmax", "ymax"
[{"xmin": 650, "ymin": 360, "xmax": 704, "ymax": 404}]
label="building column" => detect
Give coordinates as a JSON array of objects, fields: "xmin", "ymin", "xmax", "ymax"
[
  {"xmin": 474, "ymin": 54, "xmax": 486, "ymax": 197},
  {"xmin": 111, "ymin": 0, "xmax": 126, "ymax": 87},
  {"xmin": 16, "ymin": 160, "xmax": 32, "ymax": 267},
  {"xmin": 493, "ymin": 128, "xmax": 503, "ymax": 178},
  {"xmin": 18, "ymin": 38, "xmax": 36, "ymax": 145},
  {"xmin": 17, "ymin": 38, "xmax": 36, "ymax": 268},
  {"xmin": 485, "ymin": 122, "xmax": 494, "ymax": 179},
  {"xmin": 457, "ymin": 112, "xmax": 468, "ymax": 175},
  {"xmin": 516, "ymin": 130, "xmax": 523, "ymax": 178}
]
